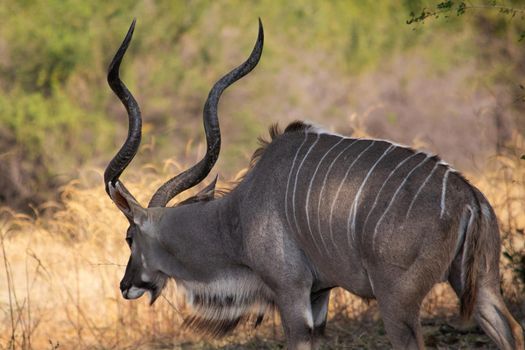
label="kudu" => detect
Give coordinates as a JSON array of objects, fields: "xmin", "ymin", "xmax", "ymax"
[{"xmin": 105, "ymin": 19, "xmax": 524, "ymax": 349}]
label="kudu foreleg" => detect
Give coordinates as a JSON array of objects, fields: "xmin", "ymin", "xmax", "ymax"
[
  {"xmin": 310, "ymin": 289, "xmax": 330, "ymax": 349},
  {"xmin": 275, "ymin": 289, "xmax": 315, "ymax": 350}
]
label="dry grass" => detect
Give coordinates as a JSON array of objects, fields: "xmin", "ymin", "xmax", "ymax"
[{"xmin": 1, "ymin": 134, "xmax": 524, "ymax": 350}]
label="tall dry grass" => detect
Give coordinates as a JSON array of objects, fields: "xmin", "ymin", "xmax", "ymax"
[{"xmin": 1, "ymin": 132, "xmax": 524, "ymax": 349}]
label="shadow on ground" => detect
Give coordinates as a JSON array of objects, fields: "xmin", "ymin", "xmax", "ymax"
[{"xmin": 144, "ymin": 316, "xmax": 503, "ymax": 349}]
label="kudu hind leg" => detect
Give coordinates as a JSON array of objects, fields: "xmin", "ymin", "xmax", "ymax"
[
  {"xmin": 474, "ymin": 286, "xmax": 524, "ymax": 350},
  {"xmin": 376, "ymin": 294, "xmax": 425, "ymax": 350},
  {"xmin": 372, "ymin": 268, "xmax": 436, "ymax": 350},
  {"xmin": 449, "ymin": 260, "xmax": 524, "ymax": 349}
]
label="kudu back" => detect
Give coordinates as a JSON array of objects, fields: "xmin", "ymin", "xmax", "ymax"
[{"xmin": 104, "ymin": 20, "xmax": 524, "ymax": 350}]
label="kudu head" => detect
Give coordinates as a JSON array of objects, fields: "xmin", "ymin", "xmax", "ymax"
[{"xmin": 104, "ymin": 19, "xmax": 263, "ymax": 304}]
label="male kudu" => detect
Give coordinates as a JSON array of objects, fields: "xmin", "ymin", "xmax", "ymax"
[{"xmin": 104, "ymin": 19, "xmax": 524, "ymax": 349}]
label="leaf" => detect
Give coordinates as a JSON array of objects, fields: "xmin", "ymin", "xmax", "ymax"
[
  {"xmin": 437, "ymin": 1, "xmax": 454, "ymax": 10},
  {"xmin": 457, "ymin": 2, "xmax": 467, "ymax": 16}
]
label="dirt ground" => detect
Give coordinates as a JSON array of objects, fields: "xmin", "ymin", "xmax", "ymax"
[
  {"xmin": 140, "ymin": 317, "xmax": 510, "ymax": 349},
  {"xmin": 136, "ymin": 286, "xmax": 524, "ymax": 350}
]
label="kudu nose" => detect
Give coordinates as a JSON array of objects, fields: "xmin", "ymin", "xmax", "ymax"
[{"xmin": 120, "ymin": 279, "xmax": 130, "ymax": 292}]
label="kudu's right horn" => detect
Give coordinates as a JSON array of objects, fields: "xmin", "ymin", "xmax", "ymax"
[{"xmin": 148, "ymin": 19, "xmax": 264, "ymax": 208}]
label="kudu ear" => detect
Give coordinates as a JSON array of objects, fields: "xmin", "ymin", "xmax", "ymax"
[{"xmin": 108, "ymin": 182, "xmax": 147, "ymax": 225}]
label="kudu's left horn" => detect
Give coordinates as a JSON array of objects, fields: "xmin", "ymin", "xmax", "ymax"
[
  {"xmin": 104, "ymin": 19, "xmax": 141, "ymax": 197},
  {"xmin": 148, "ymin": 19, "xmax": 264, "ymax": 208}
]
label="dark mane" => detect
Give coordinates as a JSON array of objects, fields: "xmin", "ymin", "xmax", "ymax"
[
  {"xmin": 249, "ymin": 120, "xmax": 312, "ymax": 168},
  {"xmin": 283, "ymin": 120, "xmax": 312, "ymax": 133}
]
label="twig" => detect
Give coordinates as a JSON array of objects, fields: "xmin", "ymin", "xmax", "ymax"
[
  {"xmin": 161, "ymin": 295, "xmax": 182, "ymax": 314},
  {"xmin": 0, "ymin": 231, "xmax": 16, "ymax": 350}
]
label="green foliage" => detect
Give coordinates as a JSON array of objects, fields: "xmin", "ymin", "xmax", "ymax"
[
  {"xmin": 0, "ymin": 0, "xmax": 522, "ymax": 210},
  {"xmin": 0, "ymin": 1, "xmax": 450, "ymax": 172},
  {"xmin": 0, "ymin": 86, "xmax": 111, "ymax": 161},
  {"xmin": 406, "ymin": 0, "xmax": 525, "ymax": 41}
]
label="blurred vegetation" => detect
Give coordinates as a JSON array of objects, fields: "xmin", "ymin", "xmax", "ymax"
[
  {"xmin": 0, "ymin": 0, "xmax": 523, "ymax": 210},
  {"xmin": 0, "ymin": 0, "xmax": 514, "ymax": 209}
]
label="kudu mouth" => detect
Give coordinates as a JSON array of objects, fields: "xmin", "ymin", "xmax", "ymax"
[
  {"xmin": 121, "ymin": 286, "xmax": 146, "ymax": 300},
  {"xmin": 121, "ymin": 277, "xmax": 166, "ymax": 305},
  {"xmin": 121, "ymin": 284, "xmax": 163, "ymax": 305}
]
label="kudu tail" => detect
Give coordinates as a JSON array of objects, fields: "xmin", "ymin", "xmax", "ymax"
[
  {"xmin": 458, "ymin": 203, "xmax": 482, "ymax": 321},
  {"xmin": 460, "ymin": 190, "xmax": 525, "ymax": 349}
]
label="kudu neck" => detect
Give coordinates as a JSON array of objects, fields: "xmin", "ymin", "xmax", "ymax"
[{"xmin": 153, "ymin": 196, "xmax": 239, "ymax": 281}]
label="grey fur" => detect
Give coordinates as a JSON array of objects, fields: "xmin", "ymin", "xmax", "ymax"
[{"xmin": 106, "ymin": 21, "xmax": 524, "ymax": 350}]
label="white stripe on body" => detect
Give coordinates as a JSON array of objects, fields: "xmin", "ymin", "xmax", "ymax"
[
  {"xmin": 454, "ymin": 205, "xmax": 473, "ymax": 259},
  {"xmin": 404, "ymin": 161, "xmax": 440, "ymax": 220},
  {"xmin": 284, "ymin": 131, "xmax": 309, "ymax": 230},
  {"xmin": 437, "ymin": 159, "xmax": 458, "ymax": 173},
  {"xmin": 316, "ymin": 139, "xmax": 359, "ymax": 254},
  {"xmin": 329, "ymin": 141, "xmax": 376, "ymax": 254},
  {"xmin": 440, "ymin": 169, "xmax": 451, "ymax": 218},
  {"xmin": 305, "ymin": 138, "xmax": 345, "ymax": 254},
  {"xmin": 292, "ymin": 133, "xmax": 321, "ymax": 233},
  {"xmin": 362, "ymin": 151, "xmax": 420, "ymax": 235},
  {"xmin": 372, "ymin": 155, "xmax": 431, "ymax": 248},
  {"xmin": 347, "ymin": 144, "xmax": 395, "ymax": 245}
]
